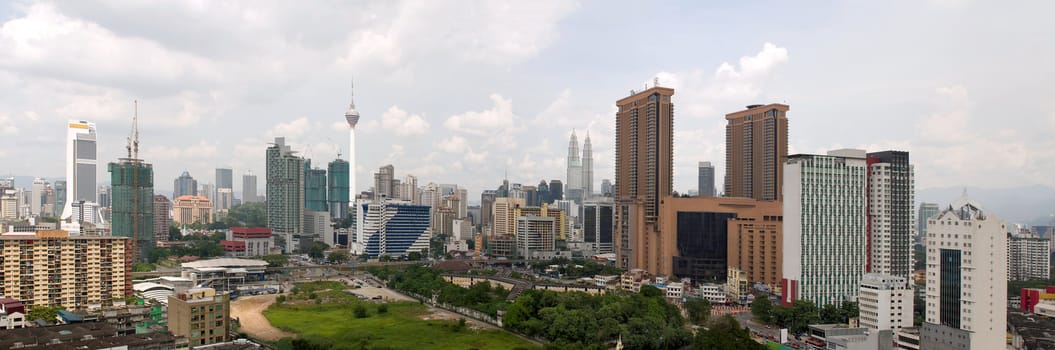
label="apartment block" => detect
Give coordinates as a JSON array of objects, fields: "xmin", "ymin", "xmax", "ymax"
[
  {"xmin": 168, "ymin": 287, "xmax": 230, "ymax": 347},
  {"xmin": 614, "ymin": 86, "xmax": 675, "ymax": 271},
  {"xmin": 0, "ymin": 230, "xmax": 131, "ymax": 309},
  {"xmin": 724, "ymin": 104, "xmax": 789, "ymax": 201}
]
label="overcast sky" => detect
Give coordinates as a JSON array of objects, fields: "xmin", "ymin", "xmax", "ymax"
[{"xmin": 1, "ymin": 1, "xmax": 1053, "ymax": 202}]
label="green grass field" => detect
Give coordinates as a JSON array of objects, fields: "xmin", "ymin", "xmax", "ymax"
[{"xmin": 263, "ymin": 282, "xmax": 539, "ymax": 350}]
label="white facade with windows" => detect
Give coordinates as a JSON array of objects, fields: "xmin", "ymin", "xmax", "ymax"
[
  {"xmin": 1007, "ymin": 230, "xmax": 1050, "ymax": 281},
  {"xmin": 859, "ymin": 273, "xmax": 913, "ymax": 331},
  {"xmin": 922, "ymin": 196, "xmax": 1006, "ymax": 350},
  {"xmin": 782, "ymin": 149, "xmax": 867, "ymax": 307}
]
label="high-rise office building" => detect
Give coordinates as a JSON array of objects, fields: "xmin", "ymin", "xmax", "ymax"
[
  {"xmin": 583, "ymin": 198, "xmax": 614, "ymax": 254},
  {"xmin": 515, "ymin": 204, "xmax": 568, "ymax": 240},
  {"xmin": 173, "ymin": 171, "xmax": 198, "ymax": 199},
  {"xmin": 601, "ymin": 179, "xmax": 613, "ymax": 197},
  {"xmin": 492, "ymin": 197, "xmax": 525, "ymax": 237},
  {"xmin": 566, "ymin": 131, "xmax": 583, "ymax": 191},
  {"xmin": 374, "ymin": 164, "xmax": 395, "ymax": 199},
  {"xmin": 0, "ymin": 230, "xmax": 131, "ymax": 309},
  {"xmin": 724, "ymin": 104, "xmax": 789, "ymax": 201},
  {"xmin": 548, "ymin": 180, "xmax": 563, "ymax": 202},
  {"xmin": 536, "ymin": 180, "xmax": 550, "ymax": 205},
  {"xmin": 97, "ymin": 185, "xmax": 111, "ymax": 209},
  {"xmin": 200, "ymin": 183, "xmax": 215, "ymax": 205},
  {"xmin": 242, "ymin": 171, "xmax": 259, "ymax": 203},
  {"xmin": 173, "ymin": 195, "xmax": 212, "ymax": 225},
  {"xmin": 516, "ymin": 215, "xmax": 556, "ymax": 258},
  {"xmin": 30, "ymin": 178, "xmax": 45, "ymax": 216},
  {"xmin": 698, "ymin": 161, "xmax": 715, "ymax": 197},
  {"xmin": 54, "ymin": 180, "xmax": 66, "ymax": 217},
  {"xmin": 215, "ymin": 167, "xmax": 233, "ymax": 215},
  {"xmin": 782, "ymin": 149, "xmax": 867, "ymax": 307},
  {"xmin": 327, "ymin": 159, "xmax": 350, "ymax": 220},
  {"xmin": 858, "ymin": 273, "xmax": 914, "ymax": 332},
  {"xmin": 922, "ymin": 195, "xmax": 1006, "ymax": 350},
  {"xmin": 583, "ymin": 132, "xmax": 594, "ymax": 197},
  {"xmin": 354, "ymin": 200, "xmax": 431, "ymax": 258},
  {"xmin": 61, "ymin": 120, "xmax": 98, "ymax": 225},
  {"xmin": 866, "ymin": 151, "xmax": 914, "ymax": 281},
  {"xmin": 215, "ymin": 168, "xmax": 233, "ymax": 191},
  {"xmin": 524, "ymin": 185, "xmax": 539, "ymax": 207},
  {"xmin": 266, "ymin": 137, "xmax": 305, "ymax": 253},
  {"xmin": 614, "ymin": 85, "xmax": 674, "ymax": 271},
  {"xmin": 153, "ymin": 195, "xmax": 172, "ymax": 244},
  {"xmin": 304, "ymin": 161, "xmax": 328, "ymax": 212},
  {"xmin": 399, "ymin": 175, "xmax": 418, "ymax": 204},
  {"xmin": 480, "ymin": 190, "xmax": 497, "ymax": 231},
  {"xmin": 215, "ymin": 188, "xmax": 234, "ymax": 218},
  {"xmin": 108, "ymin": 158, "xmax": 154, "ymax": 260},
  {"xmin": 917, "ymin": 202, "xmax": 939, "ymax": 239}
]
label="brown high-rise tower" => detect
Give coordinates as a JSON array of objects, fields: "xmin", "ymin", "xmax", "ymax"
[
  {"xmin": 724, "ymin": 104, "xmax": 789, "ymax": 201},
  {"xmin": 614, "ymin": 86, "xmax": 674, "ymax": 271}
]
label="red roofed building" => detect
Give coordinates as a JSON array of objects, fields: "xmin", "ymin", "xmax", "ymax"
[
  {"xmin": 220, "ymin": 240, "xmax": 247, "ymax": 255},
  {"xmin": 228, "ymin": 227, "xmax": 272, "ymax": 257}
]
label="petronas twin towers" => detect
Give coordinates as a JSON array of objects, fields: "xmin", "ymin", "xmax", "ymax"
[{"xmin": 566, "ymin": 130, "xmax": 593, "ymax": 198}]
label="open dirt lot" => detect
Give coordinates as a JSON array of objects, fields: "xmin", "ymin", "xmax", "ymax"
[{"xmin": 230, "ymin": 294, "xmax": 295, "ymax": 341}]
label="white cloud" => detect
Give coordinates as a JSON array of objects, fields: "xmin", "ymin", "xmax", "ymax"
[
  {"xmin": 0, "ymin": 114, "xmax": 18, "ymax": 134},
  {"xmin": 439, "ymin": 136, "xmax": 469, "ymax": 153},
  {"xmin": 380, "ymin": 106, "xmax": 430, "ymax": 136},
  {"xmin": 337, "ymin": 1, "xmax": 578, "ymax": 67},
  {"xmin": 444, "ymin": 93, "xmax": 518, "ymax": 138},
  {"xmin": 655, "ymin": 42, "xmax": 790, "ymax": 119},
  {"xmin": 268, "ymin": 117, "xmax": 311, "ymax": 139}
]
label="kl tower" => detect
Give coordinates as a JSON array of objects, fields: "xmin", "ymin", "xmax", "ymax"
[{"xmin": 344, "ymin": 81, "xmax": 360, "ymax": 204}]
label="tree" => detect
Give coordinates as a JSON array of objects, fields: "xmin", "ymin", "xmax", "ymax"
[
  {"xmin": 305, "ymin": 241, "xmax": 329, "ymax": 260},
  {"xmin": 639, "ymin": 284, "xmax": 663, "ymax": 298},
  {"xmin": 751, "ymin": 295, "xmax": 773, "ymax": 324},
  {"xmin": 692, "ymin": 315, "xmax": 766, "ymax": 350},
  {"xmin": 133, "ymin": 262, "xmax": 155, "ymax": 272},
  {"xmin": 407, "ymin": 251, "xmax": 423, "ymax": 261},
  {"xmin": 145, "ymin": 247, "xmax": 171, "ymax": 263},
  {"xmin": 261, "ymin": 254, "xmax": 289, "ymax": 267},
  {"xmin": 684, "ymin": 298, "xmax": 711, "ymax": 325},
  {"xmin": 168, "ymin": 225, "xmax": 182, "ymax": 241},
  {"xmin": 28, "ymin": 305, "xmax": 63, "ymax": 321},
  {"xmin": 353, "ymin": 304, "xmax": 368, "ymax": 318},
  {"xmin": 224, "ymin": 202, "xmax": 268, "ymax": 227},
  {"xmin": 327, "ymin": 251, "xmax": 349, "ymax": 264}
]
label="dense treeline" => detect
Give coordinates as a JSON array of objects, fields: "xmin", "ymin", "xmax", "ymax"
[
  {"xmin": 506, "ymin": 286, "xmax": 763, "ymax": 350},
  {"xmin": 505, "ymin": 286, "xmax": 689, "ymax": 349},
  {"xmin": 370, "ymin": 266, "xmax": 509, "ymax": 317},
  {"xmin": 751, "ymin": 297, "xmax": 858, "ymax": 334}
]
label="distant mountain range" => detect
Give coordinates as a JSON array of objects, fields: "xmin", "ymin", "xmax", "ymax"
[{"xmin": 918, "ymin": 185, "xmax": 1055, "ymax": 226}]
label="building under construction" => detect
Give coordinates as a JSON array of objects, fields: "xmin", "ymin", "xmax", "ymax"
[
  {"xmin": 109, "ymin": 101, "xmax": 154, "ymax": 261},
  {"xmin": 109, "ymin": 159, "xmax": 154, "ymax": 260}
]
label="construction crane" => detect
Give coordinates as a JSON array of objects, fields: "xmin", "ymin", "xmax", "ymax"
[{"xmin": 127, "ymin": 101, "xmax": 141, "ymax": 262}]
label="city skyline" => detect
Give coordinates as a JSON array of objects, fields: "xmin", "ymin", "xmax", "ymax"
[{"xmin": 0, "ymin": 1, "xmax": 1052, "ymax": 202}]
